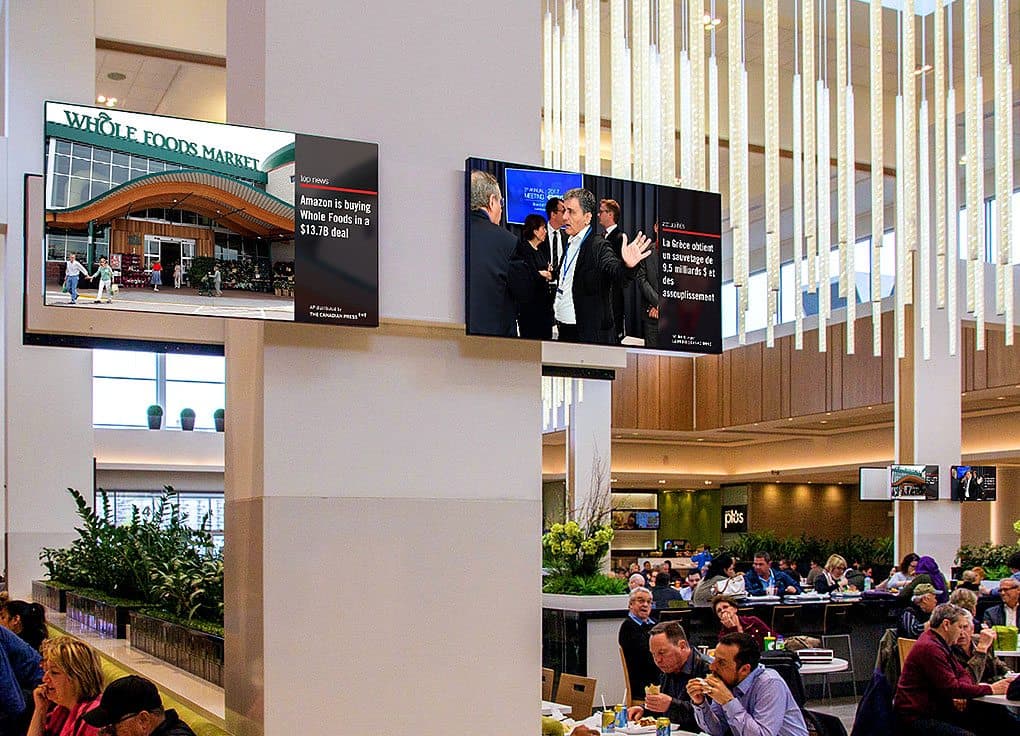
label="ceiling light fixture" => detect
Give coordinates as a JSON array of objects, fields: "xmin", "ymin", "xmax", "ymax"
[
  {"xmin": 658, "ymin": 479, "xmax": 667, "ymax": 484},
  {"xmin": 107, "ymin": 71, "xmax": 127, "ymax": 81},
  {"xmin": 913, "ymin": 63, "xmax": 932, "ymax": 76},
  {"xmin": 704, "ymin": 480, "xmax": 712, "ymax": 485},
  {"xmin": 96, "ymin": 95, "xmax": 106, "ymax": 103}
]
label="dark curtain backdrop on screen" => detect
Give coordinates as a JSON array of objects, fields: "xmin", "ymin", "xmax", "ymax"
[{"xmin": 466, "ymin": 157, "xmax": 661, "ymax": 341}]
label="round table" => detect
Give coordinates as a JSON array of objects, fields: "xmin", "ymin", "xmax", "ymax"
[{"xmin": 799, "ymin": 657, "xmax": 849, "ymax": 675}]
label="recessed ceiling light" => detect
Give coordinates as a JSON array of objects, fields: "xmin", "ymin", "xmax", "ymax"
[
  {"xmin": 820, "ymin": 420, "xmax": 828, "ymax": 424},
  {"xmin": 913, "ymin": 63, "xmax": 932, "ymax": 76},
  {"xmin": 105, "ymin": 98, "xmax": 117, "ymax": 107},
  {"xmin": 704, "ymin": 480, "xmax": 712, "ymax": 485},
  {"xmin": 867, "ymin": 406, "xmax": 873, "ymax": 410},
  {"xmin": 96, "ymin": 95, "xmax": 106, "ymax": 103},
  {"xmin": 788, "ymin": 418, "xmax": 794, "ymax": 421},
  {"xmin": 697, "ymin": 438, "xmax": 705, "ymax": 442},
  {"xmin": 611, "ymin": 478, "xmax": 618, "ymax": 483},
  {"xmin": 107, "ymin": 71, "xmax": 127, "ymax": 81},
  {"xmin": 658, "ymin": 479, "xmax": 667, "ymax": 484},
  {"xmin": 997, "ymin": 396, "xmax": 1005, "ymax": 400}
]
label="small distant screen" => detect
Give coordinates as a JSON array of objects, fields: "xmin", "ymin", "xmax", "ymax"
[
  {"xmin": 858, "ymin": 467, "xmax": 889, "ymax": 501},
  {"xmin": 889, "ymin": 464, "xmax": 939, "ymax": 500},
  {"xmin": 950, "ymin": 465, "xmax": 997, "ymax": 501},
  {"xmin": 503, "ymin": 167, "xmax": 582, "ymax": 225},
  {"xmin": 612, "ymin": 510, "xmax": 661, "ymax": 530}
]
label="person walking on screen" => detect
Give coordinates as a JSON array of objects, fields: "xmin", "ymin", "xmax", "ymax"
[
  {"xmin": 63, "ymin": 253, "xmax": 90, "ymax": 305},
  {"xmin": 150, "ymin": 261, "xmax": 162, "ymax": 292},
  {"xmin": 552, "ymin": 188, "xmax": 651, "ymax": 344},
  {"xmin": 213, "ymin": 265, "xmax": 222, "ymax": 296},
  {"xmin": 89, "ymin": 256, "xmax": 114, "ymax": 304},
  {"xmin": 173, "ymin": 263, "xmax": 182, "ymax": 289}
]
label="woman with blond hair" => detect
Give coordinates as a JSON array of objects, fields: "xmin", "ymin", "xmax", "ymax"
[
  {"xmin": 813, "ymin": 554, "xmax": 850, "ymax": 594},
  {"xmin": 28, "ymin": 636, "xmax": 104, "ymax": 736}
]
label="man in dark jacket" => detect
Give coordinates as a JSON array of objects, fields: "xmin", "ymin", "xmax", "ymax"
[
  {"xmin": 84, "ymin": 675, "xmax": 198, "ymax": 736},
  {"xmin": 743, "ymin": 552, "xmax": 802, "ymax": 596},
  {"xmin": 619, "ymin": 587, "xmax": 659, "ymax": 702},
  {"xmin": 467, "ymin": 170, "xmax": 524, "ymax": 336},
  {"xmin": 625, "ymin": 620, "xmax": 711, "ymax": 732},
  {"xmin": 552, "ymin": 188, "xmax": 651, "ymax": 343}
]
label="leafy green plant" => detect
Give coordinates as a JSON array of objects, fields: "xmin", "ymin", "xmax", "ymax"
[
  {"xmin": 718, "ymin": 532, "xmax": 894, "ymax": 566},
  {"xmin": 40, "ymin": 486, "xmax": 224, "ymax": 627},
  {"xmin": 147, "ymin": 405, "xmax": 163, "ymax": 417},
  {"xmin": 542, "ymin": 573, "xmax": 627, "ymax": 595},
  {"xmin": 957, "ymin": 542, "xmax": 1020, "ymax": 570},
  {"xmin": 180, "ymin": 408, "xmax": 196, "ymax": 419},
  {"xmin": 213, "ymin": 409, "xmax": 224, "ymax": 420}
]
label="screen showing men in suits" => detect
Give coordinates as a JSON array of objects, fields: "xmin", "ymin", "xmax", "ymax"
[
  {"xmin": 950, "ymin": 465, "xmax": 997, "ymax": 502},
  {"xmin": 464, "ymin": 157, "xmax": 722, "ymax": 354}
]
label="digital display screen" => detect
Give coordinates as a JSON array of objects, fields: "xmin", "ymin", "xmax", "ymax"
[
  {"xmin": 950, "ymin": 465, "xmax": 997, "ymax": 501},
  {"xmin": 888, "ymin": 464, "xmax": 939, "ymax": 500},
  {"xmin": 612, "ymin": 510, "xmax": 661, "ymax": 530},
  {"xmin": 503, "ymin": 167, "xmax": 582, "ymax": 225}
]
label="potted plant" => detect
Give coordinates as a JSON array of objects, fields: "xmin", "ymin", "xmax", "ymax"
[
  {"xmin": 213, "ymin": 408, "xmax": 224, "ymax": 432},
  {"xmin": 180, "ymin": 408, "xmax": 196, "ymax": 431},
  {"xmin": 146, "ymin": 404, "xmax": 163, "ymax": 430}
]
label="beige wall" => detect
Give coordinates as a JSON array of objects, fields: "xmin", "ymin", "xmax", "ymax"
[{"xmin": 748, "ymin": 482, "xmax": 893, "ymax": 542}]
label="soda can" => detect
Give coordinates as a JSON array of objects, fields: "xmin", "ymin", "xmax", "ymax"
[
  {"xmin": 656, "ymin": 717, "xmax": 671, "ymax": 736},
  {"xmin": 601, "ymin": 709, "xmax": 616, "ymax": 733},
  {"xmin": 616, "ymin": 706, "xmax": 628, "ymax": 728}
]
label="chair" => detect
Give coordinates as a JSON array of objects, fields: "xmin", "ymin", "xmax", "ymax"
[
  {"xmin": 897, "ymin": 637, "xmax": 917, "ymax": 670},
  {"xmin": 802, "ymin": 708, "xmax": 849, "ymax": 736},
  {"xmin": 618, "ymin": 647, "xmax": 641, "ymax": 706},
  {"xmin": 542, "ymin": 667, "xmax": 555, "ymax": 701},
  {"xmin": 761, "ymin": 650, "xmax": 807, "ymax": 707},
  {"xmin": 555, "ymin": 673, "xmax": 597, "ymax": 719},
  {"xmin": 771, "ymin": 605, "xmax": 803, "ymax": 635},
  {"xmin": 820, "ymin": 603, "xmax": 857, "ymax": 698}
]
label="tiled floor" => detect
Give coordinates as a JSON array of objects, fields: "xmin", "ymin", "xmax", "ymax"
[{"xmin": 809, "ymin": 696, "xmax": 857, "ymax": 733}]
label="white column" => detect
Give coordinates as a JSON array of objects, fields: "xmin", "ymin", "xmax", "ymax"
[
  {"xmin": 2, "ymin": 1, "xmax": 96, "ymax": 596},
  {"xmin": 566, "ymin": 378, "xmax": 613, "ymax": 562},
  {"xmin": 225, "ymin": 2, "xmax": 542, "ymax": 735}
]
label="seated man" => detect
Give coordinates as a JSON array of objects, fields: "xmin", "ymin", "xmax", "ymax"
[
  {"xmin": 628, "ymin": 573, "xmax": 648, "ymax": 592},
  {"xmin": 981, "ymin": 576, "xmax": 1018, "ymax": 628},
  {"xmin": 84, "ymin": 675, "xmax": 198, "ymax": 736},
  {"xmin": 619, "ymin": 588, "xmax": 658, "ymax": 701},
  {"xmin": 679, "ymin": 571, "xmax": 701, "ymax": 602},
  {"xmin": 626, "ymin": 621, "xmax": 710, "ymax": 732},
  {"xmin": 686, "ymin": 632, "xmax": 808, "ymax": 736},
  {"xmin": 898, "ymin": 583, "xmax": 938, "ymax": 639},
  {"xmin": 743, "ymin": 552, "xmax": 801, "ymax": 596},
  {"xmin": 895, "ymin": 603, "xmax": 1012, "ymax": 736},
  {"xmin": 652, "ymin": 572, "xmax": 684, "ymax": 610}
]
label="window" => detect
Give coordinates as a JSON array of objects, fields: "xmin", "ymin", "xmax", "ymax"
[
  {"xmin": 102, "ymin": 489, "xmax": 224, "ymax": 550},
  {"xmin": 93, "ymin": 350, "xmax": 225, "ymax": 429}
]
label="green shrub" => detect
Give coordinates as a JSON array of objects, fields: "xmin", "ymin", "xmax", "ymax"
[
  {"xmin": 718, "ymin": 532, "xmax": 893, "ymax": 566},
  {"xmin": 957, "ymin": 542, "xmax": 1020, "ymax": 571},
  {"xmin": 542, "ymin": 573, "xmax": 627, "ymax": 595},
  {"xmin": 40, "ymin": 486, "xmax": 224, "ymax": 627}
]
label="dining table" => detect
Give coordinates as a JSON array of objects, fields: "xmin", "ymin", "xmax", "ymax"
[{"xmin": 542, "ymin": 700, "xmax": 573, "ymax": 716}]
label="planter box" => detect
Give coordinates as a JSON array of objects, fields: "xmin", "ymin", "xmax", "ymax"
[
  {"xmin": 65, "ymin": 591, "xmax": 133, "ymax": 639},
  {"xmin": 129, "ymin": 611, "xmax": 224, "ymax": 686},
  {"xmin": 32, "ymin": 580, "xmax": 67, "ymax": 612}
]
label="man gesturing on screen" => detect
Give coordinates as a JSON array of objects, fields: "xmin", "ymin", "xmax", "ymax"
[{"xmin": 553, "ymin": 188, "xmax": 651, "ymax": 344}]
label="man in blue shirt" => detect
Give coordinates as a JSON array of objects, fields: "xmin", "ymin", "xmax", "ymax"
[
  {"xmin": 687, "ymin": 632, "xmax": 808, "ymax": 736},
  {"xmin": 692, "ymin": 545, "xmax": 713, "ymax": 572},
  {"xmin": 619, "ymin": 587, "xmax": 658, "ymax": 701},
  {"xmin": 744, "ymin": 551, "xmax": 802, "ymax": 596}
]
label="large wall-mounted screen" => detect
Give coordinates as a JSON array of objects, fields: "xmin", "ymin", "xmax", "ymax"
[
  {"xmin": 41, "ymin": 101, "xmax": 378, "ymax": 330},
  {"xmin": 465, "ymin": 157, "xmax": 722, "ymax": 354},
  {"xmin": 950, "ymin": 465, "xmax": 997, "ymax": 502},
  {"xmin": 888, "ymin": 464, "xmax": 939, "ymax": 501}
]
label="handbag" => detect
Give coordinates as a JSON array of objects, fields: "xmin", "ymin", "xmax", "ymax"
[
  {"xmin": 61, "ymin": 280, "xmax": 69, "ymax": 293},
  {"xmin": 111, "ymin": 283, "xmax": 119, "ymax": 294},
  {"xmin": 713, "ymin": 576, "xmax": 746, "ymax": 597}
]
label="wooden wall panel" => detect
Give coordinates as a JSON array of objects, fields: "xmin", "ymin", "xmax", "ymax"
[
  {"xmin": 842, "ymin": 316, "xmax": 884, "ymax": 409},
  {"xmin": 636, "ymin": 354, "xmax": 661, "ymax": 429},
  {"xmin": 962, "ymin": 326, "xmax": 974, "ymax": 391},
  {"xmin": 722, "ymin": 348, "xmax": 732, "ymax": 426},
  {"xmin": 695, "ymin": 354, "xmax": 722, "ymax": 429},
  {"xmin": 789, "ymin": 327, "xmax": 827, "ymax": 416},
  {"xmin": 882, "ymin": 311, "xmax": 896, "ymax": 404},
  {"xmin": 970, "ymin": 325, "xmax": 987, "ymax": 391},
  {"xmin": 660, "ymin": 357, "xmax": 694, "ymax": 430},
  {"xmin": 985, "ymin": 331, "xmax": 1020, "ymax": 389},
  {"xmin": 109, "ymin": 219, "xmax": 213, "ymax": 258},
  {"xmin": 761, "ymin": 336, "xmax": 785, "ymax": 421},
  {"xmin": 828, "ymin": 323, "xmax": 844, "ymax": 412},
  {"xmin": 612, "ymin": 353, "xmax": 639, "ymax": 428},
  {"xmin": 728, "ymin": 343, "xmax": 763, "ymax": 425}
]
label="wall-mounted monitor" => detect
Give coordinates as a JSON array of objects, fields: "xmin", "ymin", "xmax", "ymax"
[
  {"xmin": 30, "ymin": 101, "xmax": 379, "ymax": 351},
  {"xmin": 466, "ymin": 157, "xmax": 722, "ymax": 354},
  {"xmin": 858, "ymin": 466, "xmax": 890, "ymax": 502},
  {"xmin": 950, "ymin": 465, "xmax": 997, "ymax": 501},
  {"xmin": 889, "ymin": 464, "xmax": 939, "ymax": 501},
  {"xmin": 503, "ymin": 167, "xmax": 582, "ymax": 225},
  {"xmin": 612, "ymin": 510, "xmax": 661, "ymax": 530},
  {"xmin": 662, "ymin": 539, "xmax": 688, "ymax": 552}
]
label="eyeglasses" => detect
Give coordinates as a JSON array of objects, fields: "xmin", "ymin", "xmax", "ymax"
[{"xmin": 99, "ymin": 712, "xmax": 140, "ymax": 735}]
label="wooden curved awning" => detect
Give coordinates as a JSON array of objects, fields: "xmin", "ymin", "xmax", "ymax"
[{"xmin": 46, "ymin": 170, "xmax": 294, "ymax": 238}]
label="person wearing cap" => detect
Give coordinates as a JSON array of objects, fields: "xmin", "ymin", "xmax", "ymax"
[
  {"xmin": 82, "ymin": 676, "xmax": 196, "ymax": 736},
  {"xmin": 897, "ymin": 583, "xmax": 938, "ymax": 640}
]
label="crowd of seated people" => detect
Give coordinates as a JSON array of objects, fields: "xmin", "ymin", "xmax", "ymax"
[{"xmin": 607, "ymin": 546, "xmax": 1020, "ymax": 735}]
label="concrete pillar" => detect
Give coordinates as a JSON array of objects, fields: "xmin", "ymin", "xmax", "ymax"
[
  {"xmin": 566, "ymin": 378, "xmax": 613, "ymax": 538},
  {"xmin": 224, "ymin": 2, "xmax": 542, "ymax": 734},
  {"xmin": 2, "ymin": 1, "xmax": 95, "ymax": 596}
]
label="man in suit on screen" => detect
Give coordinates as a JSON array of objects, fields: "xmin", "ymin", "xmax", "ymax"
[
  {"xmin": 599, "ymin": 198, "xmax": 627, "ymax": 342},
  {"xmin": 552, "ymin": 188, "xmax": 651, "ymax": 344},
  {"xmin": 467, "ymin": 170, "xmax": 523, "ymax": 336}
]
